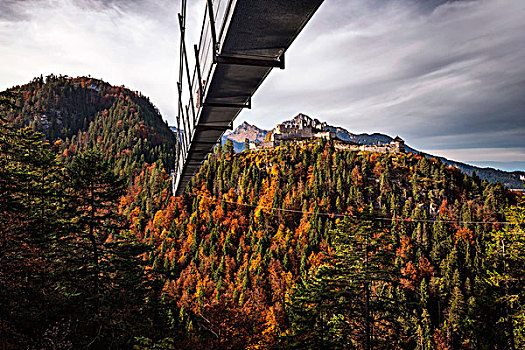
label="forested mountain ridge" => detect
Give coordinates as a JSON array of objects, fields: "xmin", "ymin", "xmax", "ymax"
[
  {"xmin": 2, "ymin": 76, "xmax": 524, "ymax": 349},
  {"xmin": 219, "ymin": 115, "xmax": 524, "ymax": 189},
  {"xmin": 3, "ymin": 74, "xmax": 175, "ymax": 174},
  {"xmin": 141, "ymin": 139, "xmax": 524, "ymax": 349},
  {"xmin": 324, "ymin": 122, "xmax": 524, "ymax": 189},
  {"xmin": 0, "ymin": 76, "xmax": 176, "ymax": 349}
]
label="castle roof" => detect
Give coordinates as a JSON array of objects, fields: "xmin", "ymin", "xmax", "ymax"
[{"xmin": 393, "ymin": 136, "xmax": 404, "ymax": 142}]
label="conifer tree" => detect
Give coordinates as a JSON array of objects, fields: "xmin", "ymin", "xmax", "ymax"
[
  {"xmin": 486, "ymin": 197, "xmax": 525, "ymax": 349},
  {"xmin": 286, "ymin": 207, "xmax": 404, "ymax": 349}
]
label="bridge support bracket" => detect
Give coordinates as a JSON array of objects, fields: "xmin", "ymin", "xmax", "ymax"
[
  {"xmin": 196, "ymin": 141, "xmax": 223, "ymax": 145},
  {"xmin": 195, "ymin": 123, "xmax": 233, "ymax": 131},
  {"xmin": 203, "ymin": 98, "xmax": 251, "ymax": 109},
  {"xmin": 214, "ymin": 53, "xmax": 285, "ymax": 69}
]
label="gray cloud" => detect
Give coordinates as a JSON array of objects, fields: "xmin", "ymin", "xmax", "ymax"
[
  {"xmin": 0, "ymin": 0, "xmax": 523, "ymax": 170},
  {"xmin": 237, "ymin": 0, "xmax": 525, "ymax": 169},
  {"xmin": 0, "ymin": 0, "xmax": 173, "ymax": 20},
  {"xmin": 0, "ymin": 0, "xmax": 183, "ymax": 118},
  {"xmin": 0, "ymin": 0, "xmax": 34, "ymax": 21}
]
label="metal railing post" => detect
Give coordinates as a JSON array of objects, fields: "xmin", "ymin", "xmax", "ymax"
[
  {"xmin": 206, "ymin": 0, "xmax": 218, "ymax": 58},
  {"xmin": 194, "ymin": 45, "xmax": 205, "ymax": 108},
  {"xmin": 178, "ymin": 13, "xmax": 198, "ymax": 131},
  {"xmin": 173, "ymin": 0, "xmax": 187, "ymax": 196},
  {"xmin": 177, "ymin": 82, "xmax": 190, "ymax": 153}
]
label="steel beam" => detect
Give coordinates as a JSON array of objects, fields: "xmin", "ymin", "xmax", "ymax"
[
  {"xmin": 203, "ymin": 98, "xmax": 251, "ymax": 109},
  {"xmin": 215, "ymin": 53, "xmax": 285, "ymax": 69},
  {"xmin": 195, "ymin": 123, "xmax": 233, "ymax": 131},
  {"xmin": 206, "ymin": 0, "xmax": 218, "ymax": 53}
]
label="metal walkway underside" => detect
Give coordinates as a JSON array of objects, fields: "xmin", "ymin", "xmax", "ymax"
[{"xmin": 173, "ymin": 0, "xmax": 324, "ymax": 196}]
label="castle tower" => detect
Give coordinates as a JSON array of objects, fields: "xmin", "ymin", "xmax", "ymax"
[{"xmin": 391, "ymin": 136, "xmax": 405, "ymax": 153}]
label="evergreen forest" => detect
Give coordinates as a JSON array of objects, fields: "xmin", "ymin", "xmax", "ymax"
[{"xmin": 1, "ymin": 76, "xmax": 524, "ymax": 349}]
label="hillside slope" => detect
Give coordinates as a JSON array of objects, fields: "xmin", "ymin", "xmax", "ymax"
[
  {"xmin": 3, "ymin": 74, "xmax": 175, "ymax": 175},
  {"xmin": 0, "ymin": 77, "xmax": 177, "ymax": 349},
  {"xmin": 142, "ymin": 140, "xmax": 517, "ymax": 348},
  {"xmin": 218, "ymin": 114, "xmax": 524, "ymax": 189},
  {"xmin": 332, "ymin": 124, "xmax": 525, "ymax": 188},
  {"xmin": 3, "ymin": 76, "xmax": 522, "ymax": 348}
]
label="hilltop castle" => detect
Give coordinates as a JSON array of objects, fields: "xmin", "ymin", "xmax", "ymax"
[
  {"xmin": 250, "ymin": 114, "xmax": 336, "ymax": 149},
  {"xmin": 250, "ymin": 114, "xmax": 405, "ymax": 154}
]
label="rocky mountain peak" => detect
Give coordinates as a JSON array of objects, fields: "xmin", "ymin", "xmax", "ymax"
[
  {"xmin": 225, "ymin": 121, "xmax": 269, "ymax": 143},
  {"xmin": 238, "ymin": 121, "xmax": 253, "ymax": 129}
]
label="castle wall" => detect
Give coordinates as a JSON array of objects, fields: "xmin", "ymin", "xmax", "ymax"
[
  {"xmin": 250, "ymin": 140, "xmax": 277, "ymax": 150},
  {"xmin": 274, "ymin": 126, "xmax": 315, "ymax": 140},
  {"xmin": 334, "ymin": 143, "xmax": 404, "ymax": 153},
  {"xmin": 313, "ymin": 131, "xmax": 335, "ymax": 140}
]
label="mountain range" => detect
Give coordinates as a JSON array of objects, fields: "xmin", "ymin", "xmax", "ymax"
[{"xmin": 219, "ymin": 114, "xmax": 524, "ymax": 189}]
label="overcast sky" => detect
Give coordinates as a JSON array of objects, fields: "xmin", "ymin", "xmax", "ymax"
[{"xmin": 0, "ymin": 0, "xmax": 524, "ymax": 171}]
